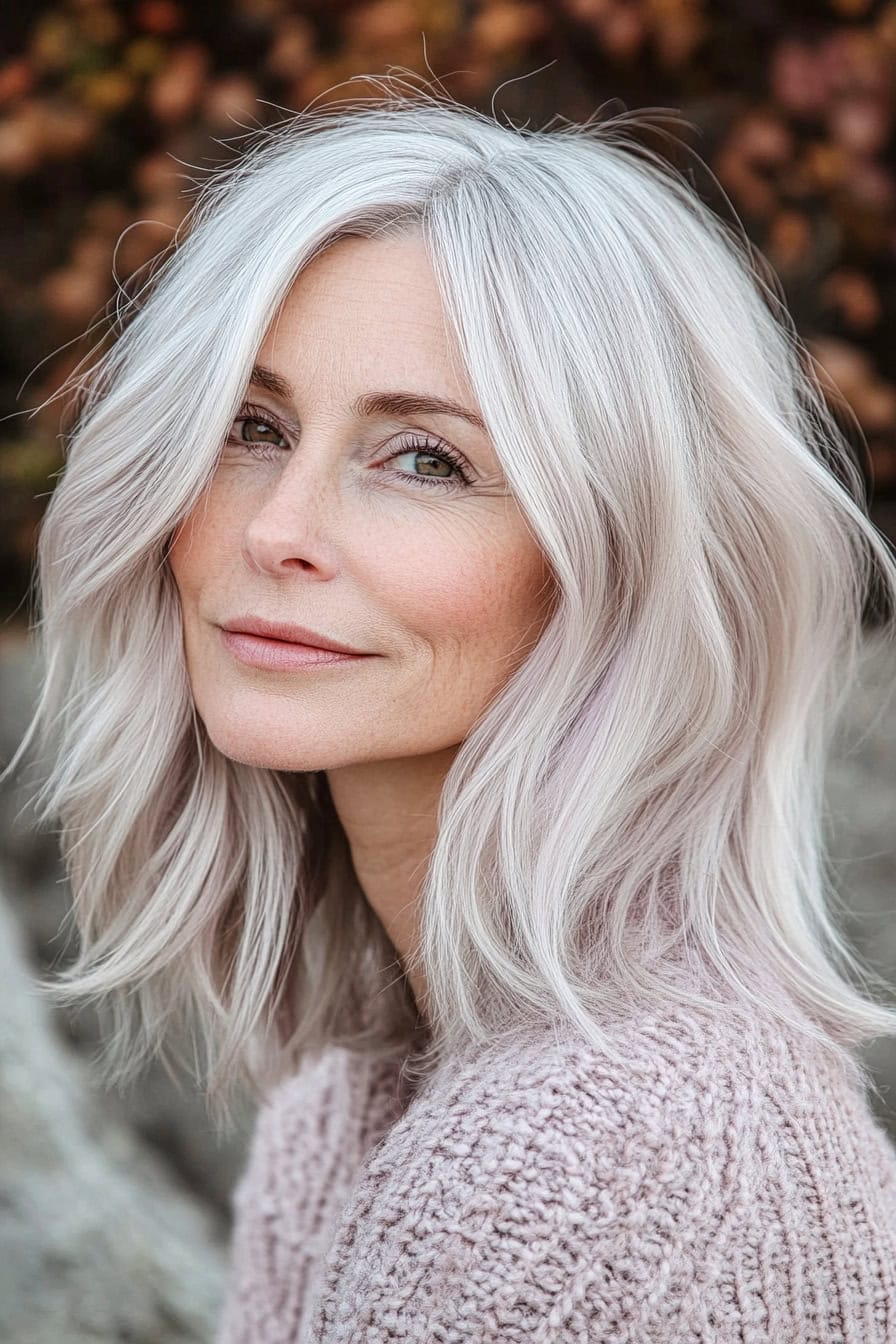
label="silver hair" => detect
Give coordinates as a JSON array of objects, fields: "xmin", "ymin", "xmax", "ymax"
[{"xmin": 7, "ymin": 76, "xmax": 896, "ymax": 1132}]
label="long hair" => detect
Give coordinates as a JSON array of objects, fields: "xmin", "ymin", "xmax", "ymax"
[{"xmin": 8, "ymin": 75, "xmax": 896, "ymax": 1131}]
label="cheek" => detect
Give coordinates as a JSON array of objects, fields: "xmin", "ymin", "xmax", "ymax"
[
  {"xmin": 380, "ymin": 539, "xmax": 495, "ymax": 637},
  {"xmin": 380, "ymin": 526, "xmax": 551, "ymax": 668},
  {"xmin": 167, "ymin": 485, "xmax": 238, "ymax": 599},
  {"xmin": 166, "ymin": 514, "xmax": 200, "ymax": 599}
]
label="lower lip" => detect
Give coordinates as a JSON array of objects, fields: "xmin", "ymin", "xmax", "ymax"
[{"xmin": 220, "ymin": 629, "xmax": 370, "ymax": 670}]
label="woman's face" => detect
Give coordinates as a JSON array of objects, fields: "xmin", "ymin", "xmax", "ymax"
[{"xmin": 168, "ymin": 232, "xmax": 555, "ymax": 771}]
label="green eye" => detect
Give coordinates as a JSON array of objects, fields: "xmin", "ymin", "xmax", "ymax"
[{"xmin": 386, "ymin": 435, "xmax": 471, "ymax": 489}]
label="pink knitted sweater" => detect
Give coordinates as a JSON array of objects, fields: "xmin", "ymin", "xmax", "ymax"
[{"xmin": 215, "ymin": 988, "xmax": 896, "ymax": 1342}]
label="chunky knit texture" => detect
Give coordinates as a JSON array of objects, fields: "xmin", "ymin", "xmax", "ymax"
[{"xmin": 215, "ymin": 982, "xmax": 896, "ymax": 1343}]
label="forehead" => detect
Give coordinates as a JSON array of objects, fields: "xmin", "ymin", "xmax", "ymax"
[{"xmin": 258, "ymin": 233, "xmax": 471, "ymax": 397}]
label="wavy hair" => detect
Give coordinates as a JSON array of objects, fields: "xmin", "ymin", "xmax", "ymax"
[{"xmin": 8, "ymin": 75, "xmax": 896, "ymax": 1130}]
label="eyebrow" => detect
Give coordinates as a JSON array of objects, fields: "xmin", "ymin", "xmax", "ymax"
[{"xmin": 248, "ymin": 362, "xmax": 487, "ymax": 433}]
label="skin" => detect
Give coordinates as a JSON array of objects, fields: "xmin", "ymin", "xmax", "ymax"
[{"xmin": 167, "ymin": 232, "xmax": 556, "ymax": 1021}]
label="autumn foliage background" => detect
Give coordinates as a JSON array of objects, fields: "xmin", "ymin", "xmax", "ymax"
[{"xmin": 2, "ymin": 0, "xmax": 896, "ymax": 620}]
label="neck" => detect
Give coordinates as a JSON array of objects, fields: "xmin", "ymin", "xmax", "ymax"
[{"xmin": 324, "ymin": 743, "xmax": 460, "ymax": 1023}]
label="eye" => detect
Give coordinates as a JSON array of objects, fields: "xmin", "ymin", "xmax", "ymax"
[
  {"xmin": 230, "ymin": 410, "xmax": 287, "ymax": 455},
  {"xmin": 384, "ymin": 433, "xmax": 472, "ymax": 489},
  {"xmin": 243, "ymin": 418, "xmax": 283, "ymax": 444}
]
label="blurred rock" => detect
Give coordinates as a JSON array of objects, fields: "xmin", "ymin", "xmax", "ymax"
[{"xmin": 0, "ymin": 882, "xmax": 227, "ymax": 1344}]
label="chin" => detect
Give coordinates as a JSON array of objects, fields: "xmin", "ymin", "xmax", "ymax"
[
  {"xmin": 206, "ymin": 728, "xmax": 311, "ymax": 771},
  {"xmin": 196, "ymin": 710, "xmax": 350, "ymax": 773}
]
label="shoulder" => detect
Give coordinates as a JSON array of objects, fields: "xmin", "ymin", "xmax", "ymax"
[
  {"xmin": 231, "ymin": 1043, "xmax": 408, "ymax": 1220},
  {"xmin": 308, "ymin": 1000, "xmax": 896, "ymax": 1341},
  {"xmin": 218, "ymin": 1044, "xmax": 414, "ymax": 1343},
  {"xmin": 362, "ymin": 998, "xmax": 826, "ymax": 1177}
]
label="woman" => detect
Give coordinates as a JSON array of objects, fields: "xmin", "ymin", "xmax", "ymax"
[{"xmin": 10, "ymin": 80, "xmax": 896, "ymax": 1341}]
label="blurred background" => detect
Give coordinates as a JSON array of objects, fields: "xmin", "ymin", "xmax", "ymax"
[{"xmin": 1, "ymin": 1, "xmax": 895, "ymax": 1340}]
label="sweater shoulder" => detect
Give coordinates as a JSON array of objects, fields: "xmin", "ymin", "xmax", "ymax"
[
  {"xmin": 216, "ymin": 1044, "xmax": 410, "ymax": 1344},
  {"xmin": 307, "ymin": 1002, "xmax": 896, "ymax": 1342},
  {"xmin": 359, "ymin": 998, "xmax": 877, "ymax": 1171}
]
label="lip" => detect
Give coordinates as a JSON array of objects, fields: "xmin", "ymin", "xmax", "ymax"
[
  {"xmin": 220, "ymin": 629, "xmax": 369, "ymax": 671},
  {"xmin": 220, "ymin": 616, "xmax": 369, "ymax": 655}
]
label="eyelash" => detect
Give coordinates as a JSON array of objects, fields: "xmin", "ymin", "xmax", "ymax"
[{"xmin": 226, "ymin": 402, "xmax": 473, "ymax": 490}]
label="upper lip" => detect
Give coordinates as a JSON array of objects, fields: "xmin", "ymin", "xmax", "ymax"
[{"xmin": 220, "ymin": 616, "xmax": 369, "ymax": 655}]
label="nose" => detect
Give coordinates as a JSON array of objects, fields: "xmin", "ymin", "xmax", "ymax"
[{"xmin": 241, "ymin": 444, "xmax": 339, "ymax": 577}]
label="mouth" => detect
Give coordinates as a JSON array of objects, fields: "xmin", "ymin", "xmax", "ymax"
[{"xmin": 218, "ymin": 625, "xmax": 373, "ymax": 671}]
